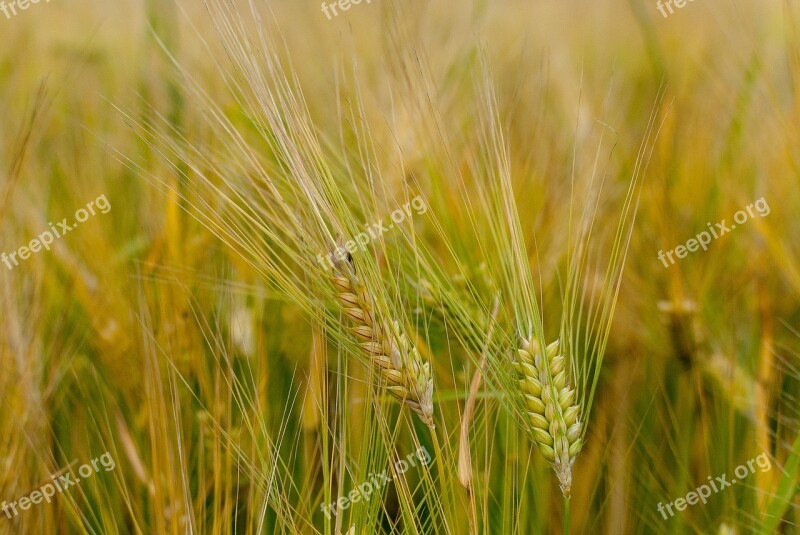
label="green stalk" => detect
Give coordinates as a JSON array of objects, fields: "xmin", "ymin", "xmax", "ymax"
[{"xmin": 759, "ymin": 432, "xmax": 800, "ymax": 535}]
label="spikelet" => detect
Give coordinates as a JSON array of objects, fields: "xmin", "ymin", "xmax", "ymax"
[
  {"xmin": 514, "ymin": 337, "xmax": 583, "ymax": 497},
  {"xmin": 331, "ymin": 259, "xmax": 435, "ymax": 428}
]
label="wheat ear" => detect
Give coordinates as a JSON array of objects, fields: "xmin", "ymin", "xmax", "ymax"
[
  {"xmin": 331, "ymin": 259, "xmax": 435, "ymax": 428},
  {"xmin": 514, "ymin": 337, "xmax": 583, "ymax": 497}
]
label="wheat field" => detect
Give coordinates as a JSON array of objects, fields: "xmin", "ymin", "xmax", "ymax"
[{"xmin": 1, "ymin": 0, "xmax": 799, "ymax": 533}]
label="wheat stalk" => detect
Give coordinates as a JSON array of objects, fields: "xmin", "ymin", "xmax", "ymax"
[
  {"xmin": 514, "ymin": 337, "xmax": 583, "ymax": 498},
  {"xmin": 331, "ymin": 256, "xmax": 435, "ymax": 428}
]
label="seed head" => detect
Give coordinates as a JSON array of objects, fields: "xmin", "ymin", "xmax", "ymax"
[
  {"xmin": 331, "ymin": 259, "xmax": 435, "ymax": 427},
  {"xmin": 514, "ymin": 337, "xmax": 583, "ymax": 497}
]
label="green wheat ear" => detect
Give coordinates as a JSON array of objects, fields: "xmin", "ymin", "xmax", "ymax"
[
  {"xmin": 514, "ymin": 338, "xmax": 583, "ymax": 497},
  {"xmin": 331, "ymin": 257, "xmax": 435, "ymax": 428}
]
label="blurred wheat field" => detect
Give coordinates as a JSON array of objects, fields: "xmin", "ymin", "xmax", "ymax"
[{"xmin": 1, "ymin": 0, "xmax": 800, "ymax": 534}]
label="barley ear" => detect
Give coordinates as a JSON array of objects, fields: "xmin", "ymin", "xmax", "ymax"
[
  {"xmin": 514, "ymin": 337, "xmax": 583, "ymax": 497},
  {"xmin": 331, "ymin": 261, "xmax": 435, "ymax": 428}
]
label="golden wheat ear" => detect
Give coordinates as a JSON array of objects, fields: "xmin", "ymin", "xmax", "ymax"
[
  {"xmin": 514, "ymin": 338, "xmax": 583, "ymax": 497},
  {"xmin": 330, "ymin": 255, "xmax": 435, "ymax": 428}
]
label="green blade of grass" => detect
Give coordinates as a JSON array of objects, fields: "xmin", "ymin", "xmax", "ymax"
[{"xmin": 760, "ymin": 434, "xmax": 800, "ymax": 535}]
